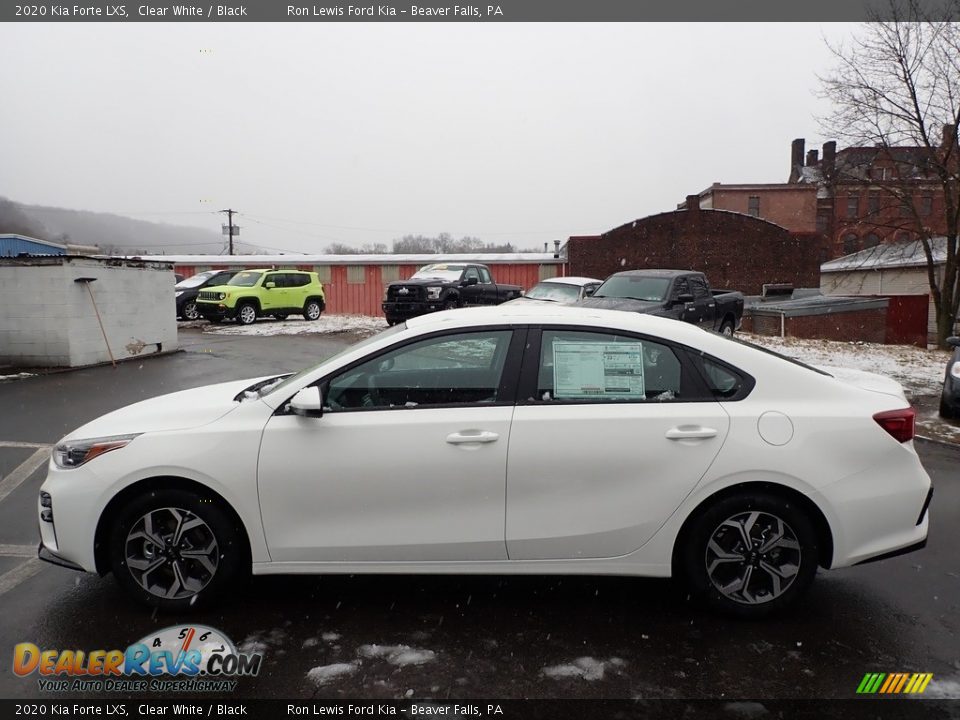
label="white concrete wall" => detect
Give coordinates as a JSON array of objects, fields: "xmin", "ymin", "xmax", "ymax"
[{"xmin": 0, "ymin": 258, "xmax": 178, "ymax": 368}]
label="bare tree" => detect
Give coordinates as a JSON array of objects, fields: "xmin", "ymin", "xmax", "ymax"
[{"xmin": 818, "ymin": 5, "xmax": 960, "ymax": 346}]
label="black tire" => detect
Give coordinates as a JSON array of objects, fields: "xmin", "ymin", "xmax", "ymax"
[
  {"xmin": 385, "ymin": 317, "xmax": 398, "ymax": 326},
  {"xmin": 303, "ymin": 299, "xmax": 323, "ymax": 321},
  {"xmin": 273, "ymin": 313, "xmax": 289, "ymax": 321},
  {"xmin": 181, "ymin": 301, "xmax": 200, "ymax": 321},
  {"xmin": 443, "ymin": 298, "xmax": 459, "ymax": 311},
  {"xmin": 679, "ymin": 491, "xmax": 818, "ymax": 618},
  {"xmin": 108, "ymin": 488, "xmax": 247, "ymax": 611},
  {"xmin": 941, "ymin": 397, "xmax": 957, "ymax": 420},
  {"xmin": 236, "ymin": 302, "xmax": 258, "ymax": 325},
  {"xmin": 718, "ymin": 318, "xmax": 735, "ymax": 337}
]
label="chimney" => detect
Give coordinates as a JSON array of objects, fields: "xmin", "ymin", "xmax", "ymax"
[
  {"xmin": 943, "ymin": 124, "xmax": 958, "ymax": 149},
  {"xmin": 822, "ymin": 141, "xmax": 837, "ymax": 179},
  {"xmin": 685, "ymin": 195, "xmax": 701, "ymax": 212},
  {"xmin": 791, "ymin": 138, "xmax": 805, "ymax": 174},
  {"xmin": 806, "ymin": 149, "xmax": 819, "ymax": 166}
]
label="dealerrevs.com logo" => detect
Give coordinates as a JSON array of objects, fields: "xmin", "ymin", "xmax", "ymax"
[{"xmin": 13, "ymin": 625, "xmax": 262, "ymax": 693}]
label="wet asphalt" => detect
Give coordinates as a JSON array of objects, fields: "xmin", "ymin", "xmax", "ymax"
[{"xmin": 0, "ymin": 326, "xmax": 957, "ymax": 701}]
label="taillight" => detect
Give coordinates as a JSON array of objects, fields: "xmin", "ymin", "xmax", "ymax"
[{"xmin": 873, "ymin": 407, "xmax": 916, "ymax": 443}]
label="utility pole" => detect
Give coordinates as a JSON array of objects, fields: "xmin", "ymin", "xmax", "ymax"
[{"xmin": 220, "ymin": 208, "xmax": 239, "ymax": 255}]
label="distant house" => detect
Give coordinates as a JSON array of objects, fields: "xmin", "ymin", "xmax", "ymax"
[
  {"xmin": 820, "ymin": 237, "xmax": 955, "ymax": 342},
  {"xmin": 0, "ymin": 233, "xmax": 99, "ymax": 257}
]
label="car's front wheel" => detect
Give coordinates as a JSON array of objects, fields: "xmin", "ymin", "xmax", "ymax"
[
  {"xmin": 237, "ymin": 303, "xmax": 258, "ymax": 325},
  {"xmin": 679, "ymin": 491, "xmax": 818, "ymax": 618},
  {"xmin": 108, "ymin": 489, "xmax": 246, "ymax": 611},
  {"xmin": 303, "ymin": 299, "xmax": 323, "ymax": 321},
  {"xmin": 718, "ymin": 318, "xmax": 735, "ymax": 337},
  {"xmin": 181, "ymin": 301, "xmax": 200, "ymax": 321}
]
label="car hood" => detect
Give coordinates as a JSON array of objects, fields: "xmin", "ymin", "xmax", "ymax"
[
  {"xmin": 579, "ymin": 297, "xmax": 664, "ymax": 313},
  {"xmin": 61, "ymin": 376, "xmax": 275, "ymax": 442},
  {"xmin": 820, "ymin": 366, "xmax": 908, "ymax": 402},
  {"xmin": 390, "ymin": 278, "xmax": 453, "ymax": 287}
]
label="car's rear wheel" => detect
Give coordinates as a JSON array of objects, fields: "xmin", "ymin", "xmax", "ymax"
[
  {"xmin": 680, "ymin": 491, "xmax": 818, "ymax": 618},
  {"xmin": 237, "ymin": 303, "xmax": 258, "ymax": 325},
  {"xmin": 718, "ymin": 318, "xmax": 735, "ymax": 337},
  {"xmin": 303, "ymin": 300, "xmax": 323, "ymax": 321},
  {"xmin": 181, "ymin": 301, "xmax": 200, "ymax": 321},
  {"xmin": 108, "ymin": 489, "xmax": 245, "ymax": 611}
]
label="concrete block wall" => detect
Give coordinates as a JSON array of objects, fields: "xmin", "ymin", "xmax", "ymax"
[{"xmin": 0, "ymin": 257, "xmax": 178, "ymax": 368}]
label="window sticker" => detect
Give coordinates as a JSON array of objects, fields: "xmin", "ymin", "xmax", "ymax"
[{"xmin": 552, "ymin": 341, "xmax": 645, "ymax": 399}]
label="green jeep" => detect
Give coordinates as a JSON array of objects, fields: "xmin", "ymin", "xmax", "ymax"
[{"xmin": 196, "ymin": 269, "xmax": 326, "ymax": 325}]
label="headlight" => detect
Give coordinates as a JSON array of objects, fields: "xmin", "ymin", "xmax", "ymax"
[
  {"xmin": 219, "ymin": 292, "xmax": 227, "ymax": 300},
  {"xmin": 426, "ymin": 286, "xmax": 442, "ymax": 300},
  {"xmin": 175, "ymin": 291, "xmax": 184, "ymax": 298},
  {"xmin": 53, "ymin": 434, "xmax": 140, "ymax": 469},
  {"xmin": 951, "ymin": 362, "xmax": 960, "ymax": 380}
]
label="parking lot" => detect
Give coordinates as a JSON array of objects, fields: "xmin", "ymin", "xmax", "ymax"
[{"xmin": 0, "ymin": 326, "xmax": 958, "ymax": 701}]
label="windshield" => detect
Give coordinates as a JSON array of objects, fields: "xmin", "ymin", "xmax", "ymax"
[
  {"xmin": 594, "ymin": 276, "xmax": 671, "ymax": 302},
  {"xmin": 411, "ymin": 264, "xmax": 467, "ymax": 282},
  {"xmin": 262, "ymin": 323, "xmax": 409, "ymax": 397},
  {"xmin": 228, "ymin": 271, "xmax": 263, "ymax": 287},
  {"xmin": 525, "ymin": 282, "xmax": 581, "ymax": 302},
  {"xmin": 176, "ymin": 271, "xmax": 217, "ymax": 289}
]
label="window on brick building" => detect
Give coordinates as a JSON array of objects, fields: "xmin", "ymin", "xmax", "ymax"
[
  {"xmin": 921, "ymin": 195, "xmax": 933, "ymax": 216},
  {"xmin": 846, "ymin": 194, "xmax": 860, "ymax": 219},
  {"xmin": 747, "ymin": 196, "xmax": 760, "ymax": 217},
  {"xmin": 896, "ymin": 232, "xmax": 911, "ymax": 243},
  {"xmin": 842, "ymin": 233, "xmax": 858, "ymax": 255},
  {"xmin": 900, "ymin": 195, "xmax": 914, "ymax": 217},
  {"xmin": 868, "ymin": 192, "xmax": 880, "ymax": 216},
  {"xmin": 816, "ymin": 213, "xmax": 829, "ymax": 234},
  {"xmin": 864, "ymin": 233, "xmax": 881, "ymax": 248}
]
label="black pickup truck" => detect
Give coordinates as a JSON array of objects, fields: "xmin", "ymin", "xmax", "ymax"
[
  {"xmin": 580, "ymin": 269, "xmax": 744, "ymax": 335},
  {"xmin": 382, "ymin": 262, "xmax": 523, "ymax": 325}
]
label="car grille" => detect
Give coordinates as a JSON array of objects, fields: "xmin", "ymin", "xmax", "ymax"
[
  {"xmin": 198, "ymin": 291, "xmax": 220, "ymax": 301},
  {"xmin": 387, "ymin": 285, "xmax": 425, "ymax": 301}
]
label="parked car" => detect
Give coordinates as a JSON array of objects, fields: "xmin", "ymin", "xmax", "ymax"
[
  {"xmin": 175, "ymin": 270, "xmax": 238, "ymax": 321},
  {"xmin": 38, "ymin": 305, "xmax": 931, "ymax": 617},
  {"xmin": 174, "ymin": 273, "xmax": 185, "ymax": 284},
  {"xmin": 507, "ymin": 276, "xmax": 603, "ymax": 304},
  {"xmin": 939, "ymin": 336, "xmax": 960, "ymax": 419},
  {"xmin": 382, "ymin": 263, "xmax": 523, "ymax": 325},
  {"xmin": 195, "ymin": 269, "xmax": 325, "ymax": 325},
  {"xmin": 581, "ymin": 269, "xmax": 744, "ymax": 335}
]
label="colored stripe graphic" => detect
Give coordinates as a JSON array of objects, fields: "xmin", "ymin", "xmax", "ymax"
[{"xmin": 856, "ymin": 672, "xmax": 933, "ymax": 694}]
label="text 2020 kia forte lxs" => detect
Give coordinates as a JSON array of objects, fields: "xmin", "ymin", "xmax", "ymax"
[{"xmin": 38, "ymin": 305, "xmax": 932, "ymax": 617}]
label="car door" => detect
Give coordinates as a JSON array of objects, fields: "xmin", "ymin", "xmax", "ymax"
[
  {"xmin": 689, "ymin": 276, "xmax": 716, "ymax": 329},
  {"xmin": 478, "ymin": 266, "xmax": 497, "ymax": 304},
  {"xmin": 258, "ymin": 328, "xmax": 524, "ymax": 562},
  {"xmin": 506, "ymin": 327, "xmax": 730, "ymax": 560},
  {"xmin": 263, "ymin": 272, "xmax": 289, "ymax": 311},
  {"xmin": 459, "ymin": 266, "xmax": 485, "ymax": 306}
]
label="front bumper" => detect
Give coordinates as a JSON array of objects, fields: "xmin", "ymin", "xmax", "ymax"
[
  {"xmin": 38, "ymin": 543, "xmax": 85, "ymax": 572},
  {"xmin": 382, "ymin": 301, "xmax": 444, "ymax": 320},
  {"xmin": 196, "ymin": 302, "xmax": 238, "ymax": 320}
]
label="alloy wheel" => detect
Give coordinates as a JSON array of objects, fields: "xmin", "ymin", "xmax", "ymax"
[
  {"xmin": 124, "ymin": 507, "xmax": 219, "ymax": 600},
  {"xmin": 183, "ymin": 302, "xmax": 200, "ymax": 321},
  {"xmin": 704, "ymin": 510, "xmax": 801, "ymax": 605},
  {"xmin": 239, "ymin": 305, "xmax": 257, "ymax": 324},
  {"xmin": 306, "ymin": 302, "xmax": 321, "ymax": 320}
]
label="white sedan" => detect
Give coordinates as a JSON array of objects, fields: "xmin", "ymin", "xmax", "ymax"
[
  {"xmin": 509, "ymin": 276, "xmax": 603, "ymax": 304},
  {"xmin": 38, "ymin": 305, "xmax": 932, "ymax": 617}
]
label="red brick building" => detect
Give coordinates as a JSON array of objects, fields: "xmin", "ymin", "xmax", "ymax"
[
  {"xmin": 566, "ymin": 201, "xmax": 823, "ymax": 295},
  {"xmin": 683, "ymin": 183, "xmax": 819, "ymax": 235}
]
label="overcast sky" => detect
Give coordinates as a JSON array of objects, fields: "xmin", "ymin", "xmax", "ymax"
[{"xmin": 1, "ymin": 23, "xmax": 859, "ymax": 253}]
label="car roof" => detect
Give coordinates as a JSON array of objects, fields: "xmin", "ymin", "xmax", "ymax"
[
  {"xmin": 535, "ymin": 276, "xmax": 602, "ymax": 286},
  {"xmin": 609, "ymin": 269, "xmax": 698, "ymax": 278}
]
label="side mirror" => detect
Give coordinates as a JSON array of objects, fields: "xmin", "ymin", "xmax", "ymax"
[
  {"xmin": 583, "ymin": 286, "xmax": 597, "ymax": 297},
  {"xmin": 676, "ymin": 293, "xmax": 694, "ymax": 304},
  {"xmin": 462, "ymin": 277, "xmax": 479, "ymax": 286},
  {"xmin": 947, "ymin": 336, "xmax": 960, "ymax": 348},
  {"xmin": 265, "ymin": 281, "xmax": 276, "ymax": 289},
  {"xmin": 288, "ymin": 386, "xmax": 323, "ymax": 417}
]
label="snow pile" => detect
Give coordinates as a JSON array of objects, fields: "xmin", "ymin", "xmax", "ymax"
[
  {"xmin": 743, "ymin": 334, "xmax": 948, "ymax": 395},
  {"xmin": 0, "ymin": 373, "xmax": 35, "ymax": 381},
  {"xmin": 306, "ymin": 662, "xmax": 359, "ymax": 686},
  {"xmin": 358, "ymin": 644, "xmax": 437, "ymax": 667},
  {"xmin": 204, "ymin": 314, "xmax": 385, "ymax": 337},
  {"xmin": 542, "ymin": 656, "xmax": 625, "ymax": 681}
]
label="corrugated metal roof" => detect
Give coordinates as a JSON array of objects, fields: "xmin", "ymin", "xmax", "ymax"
[
  {"xmin": 821, "ymin": 237, "xmax": 949, "ymax": 272},
  {"xmin": 115, "ymin": 253, "xmax": 565, "ymax": 265}
]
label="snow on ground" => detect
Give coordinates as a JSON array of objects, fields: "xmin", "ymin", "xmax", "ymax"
[
  {"xmin": 358, "ymin": 643, "xmax": 437, "ymax": 666},
  {"xmin": 742, "ymin": 333, "xmax": 949, "ymax": 395},
  {"xmin": 0, "ymin": 372, "xmax": 35, "ymax": 381},
  {"xmin": 541, "ymin": 656, "xmax": 626, "ymax": 681},
  {"xmin": 925, "ymin": 675, "xmax": 960, "ymax": 698},
  {"xmin": 203, "ymin": 314, "xmax": 385, "ymax": 337},
  {"xmin": 306, "ymin": 662, "xmax": 359, "ymax": 686}
]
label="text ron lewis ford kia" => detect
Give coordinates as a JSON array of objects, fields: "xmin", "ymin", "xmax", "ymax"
[{"xmin": 38, "ymin": 305, "xmax": 932, "ymax": 617}]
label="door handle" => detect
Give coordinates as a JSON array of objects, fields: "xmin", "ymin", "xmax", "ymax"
[
  {"xmin": 665, "ymin": 426, "xmax": 718, "ymax": 440},
  {"xmin": 446, "ymin": 431, "xmax": 500, "ymax": 444}
]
